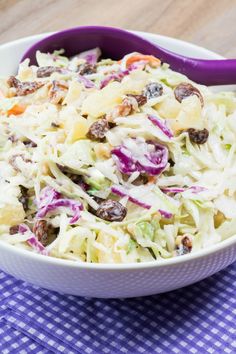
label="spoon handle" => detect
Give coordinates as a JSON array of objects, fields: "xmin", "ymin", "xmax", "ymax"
[
  {"xmin": 172, "ymin": 58, "xmax": 236, "ymax": 86},
  {"xmin": 151, "ymin": 45, "xmax": 236, "ymax": 85}
]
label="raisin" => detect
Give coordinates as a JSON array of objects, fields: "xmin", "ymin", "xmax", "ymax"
[
  {"xmin": 106, "ymin": 97, "xmax": 138, "ymax": 121},
  {"xmin": 187, "ymin": 128, "xmax": 209, "ymax": 144},
  {"xmin": 177, "ymin": 235, "xmax": 192, "ymax": 255},
  {"xmin": 132, "ymin": 174, "xmax": 148, "ymax": 186},
  {"xmin": 148, "ymin": 247, "xmax": 156, "ymax": 259},
  {"xmin": 93, "ymin": 196, "xmax": 104, "ymax": 204},
  {"xmin": 108, "ymin": 121, "xmax": 116, "ymax": 129},
  {"xmin": 86, "ymin": 119, "xmax": 109, "ymax": 141},
  {"xmin": 67, "ymin": 174, "xmax": 88, "ymax": 190},
  {"xmin": 87, "ymin": 196, "xmax": 103, "ymax": 215},
  {"xmin": 77, "ymin": 63, "xmax": 96, "ymax": 75},
  {"xmin": 127, "ymin": 94, "xmax": 147, "ymax": 106},
  {"xmin": 9, "ymin": 155, "xmax": 20, "ymax": 171},
  {"xmin": 168, "ymin": 158, "xmax": 175, "ymax": 167},
  {"xmin": 57, "ymin": 165, "xmax": 89, "ymax": 190},
  {"xmin": 49, "ymin": 80, "xmax": 68, "ymax": 104},
  {"xmin": 33, "ymin": 220, "xmax": 58, "ymax": 247},
  {"xmin": 19, "ymin": 186, "xmax": 29, "ymax": 212},
  {"xmin": 96, "ymin": 199, "xmax": 127, "ymax": 222},
  {"xmin": 9, "ymin": 154, "xmax": 32, "ymax": 172},
  {"xmin": 118, "ymin": 96, "xmax": 138, "ymax": 116},
  {"xmin": 7, "ymin": 76, "xmax": 43, "ymax": 96},
  {"xmin": 7, "ymin": 76, "xmax": 18, "ymax": 87},
  {"xmin": 174, "ymin": 82, "xmax": 204, "ymax": 106},
  {"xmin": 23, "ymin": 140, "xmax": 37, "ymax": 148},
  {"xmin": 182, "ymin": 235, "xmax": 192, "ymax": 251},
  {"xmin": 51, "ymin": 122, "xmax": 60, "ymax": 128},
  {"xmin": 8, "ymin": 135, "xmax": 18, "ymax": 143},
  {"xmin": 36, "ymin": 66, "xmax": 63, "ymax": 78},
  {"xmin": 9, "ymin": 225, "xmax": 19, "ymax": 235},
  {"xmin": 143, "ymin": 82, "xmax": 163, "ymax": 99}
]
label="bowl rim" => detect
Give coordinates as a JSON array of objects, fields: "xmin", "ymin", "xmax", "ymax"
[
  {"xmin": 0, "ymin": 233, "xmax": 235, "ymax": 270},
  {"xmin": 0, "ymin": 30, "xmax": 234, "ymax": 271}
]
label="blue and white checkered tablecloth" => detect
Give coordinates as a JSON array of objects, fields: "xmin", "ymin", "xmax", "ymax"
[{"xmin": 0, "ymin": 263, "xmax": 235, "ymax": 354}]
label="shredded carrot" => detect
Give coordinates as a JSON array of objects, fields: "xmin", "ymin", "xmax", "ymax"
[
  {"xmin": 7, "ymin": 104, "xmax": 27, "ymax": 116},
  {"xmin": 148, "ymin": 176, "xmax": 157, "ymax": 184},
  {"xmin": 126, "ymin": 54, "xmax": 161, "ymax": 68}
]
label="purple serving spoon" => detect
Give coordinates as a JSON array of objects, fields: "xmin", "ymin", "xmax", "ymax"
[{"xmin": 21, "ymin": 26, "xmax": 236, "ymax": 85}]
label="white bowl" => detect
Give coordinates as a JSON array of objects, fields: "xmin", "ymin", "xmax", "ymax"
[{"xmin": 0, "ymin": 31, "xmax": 235, "ymax": 298}]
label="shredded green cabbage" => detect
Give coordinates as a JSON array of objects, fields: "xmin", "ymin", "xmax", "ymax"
[{"xmin": 0, "ymin": 48, "xmax": 236, "ymax": 263}]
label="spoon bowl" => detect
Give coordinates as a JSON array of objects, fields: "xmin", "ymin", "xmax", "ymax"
[
  {"xmin": 21, "ymin": 26, "xmax": 236, "ymax": 86},
  {"xmin": 22, "ymin": 26, "xmax": 163, "ymax": 64}
]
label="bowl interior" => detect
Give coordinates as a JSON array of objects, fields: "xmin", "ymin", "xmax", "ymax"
[{"xmin": 0, "ymin": 31, "xmax": 234, "ymax": 272}]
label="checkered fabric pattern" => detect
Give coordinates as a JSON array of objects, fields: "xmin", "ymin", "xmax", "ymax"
[{"xmin": 0, "ymin": 264, "xmax": 235, "ymax": 354}]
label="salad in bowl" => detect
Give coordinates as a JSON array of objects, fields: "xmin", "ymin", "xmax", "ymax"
[{"xmin": 0, "ymin": 47, "xmax": 236, "ymax": 264}]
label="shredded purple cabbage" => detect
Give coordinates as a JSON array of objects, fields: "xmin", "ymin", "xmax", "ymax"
[
  {"xmin": 161, "ymin": 187, "xmax": 186, "ymax": 194},
  {"xmin": 51, "ymin": 67, "xmax": 95, "ymax": 88},
  {"xmin": 19, "ymin": 224, "xmax": 48, "ymax": 255},
  {"xmin": 128, "ymin": 60, "xmax": 147, "ymax": 71},
  {"xmin": 111, "ymin": 138, "xmax": 168, "ymax": 176},
  {"xmin": 111, "ymin": 185, "xmax": 172, "ymax": 219},
  {"xmin": 148, "ymin": 115, "xmax": 173, "ymax": 138},
  {"xmin": 111, "ymin": 185, "xmax": 151, "ymax": 209},
  {"xmin": 36, "ymin": 187, "xmax": 83, "ymax": 224},
  {"xmin": 158, "ymin": 209, "xmax": 173, "ymax": 219},
  {"xmin": 78, "ymin": 48, "xmax": 101, "ymax": 65},
  {"xmin": 112, "ymin": 146, "xmax": 137, "ymax": 175},
  {"xmin": 100, "ymin": 70, "xmax": 129, "ymax": 89},
  {"xmin": 78, "ymin": 75, "xmax": 95, "ymax": 88},
  {"xmin": 99, "ymin": 60, "xmax": 146, "ymax": 89},
  {"xmin": 190, "ymin": 186, "xmax": 207, "ymax": 193},
  {"xmin": 161, "ymin": 186, "xmax": 206, "ymax": 194}
]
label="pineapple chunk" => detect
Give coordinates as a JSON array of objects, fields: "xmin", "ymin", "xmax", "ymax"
[
  {"xmin": 59, "ymin": 140, "xmax": 94, "ymax": 169},
  {"xmin": 18, "ymin": 59, "xmax": 35, "ymax": 81},
  {"xmin": 64, "ymin": 116, "xmax": 89, "ymax": 143},
  {"xmin": 97, "ymin": 231, "xmax": 121, "ymax": 263},
  {"xmin": 122, "ymin": 70, "xmax": 150, "ymax": 93},
  {"xmin": 60, "ymin": 106, "xmax": 89, "ymax": 142},
  {"xmin": 94, "ymin": 143, "xmax": 111, "ymax": 159},
  {"xmin": 81, "ymin": 82, "xmax": 123, "ymax": 117},
  {"xmin": 0, "ymin": 203, "xmax": 25, "ymax": 226},
  {"xmin": 214, "ymin": 211, "xmax": 226, "ymax": 228},
  {"xmin": 63, "ymin": 80, "xmax": 83, "ymax": 106},
  {"xmin": 168, "ymin": 95, "xmax": 203, "ymax": 132},
  {"xmin": 157, "ymin": 96, "xmax": 181, "ymax": 119},
  {"xmin": 69, "ymin": 118, "xmax": 89, "ymax": 141},
  {"xmin": 82, "ymin": 71, "xmax": 151, "ymax": 117},
  {"xmin": 0, "ymin": 183, "xmax": 25, "ymax": 226},
  {"xmin": 0, "ymin": 79, "xmax": 10, "ymax": 97}
]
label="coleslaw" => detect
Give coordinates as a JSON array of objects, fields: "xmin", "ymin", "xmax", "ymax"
[{"xmin": 0, "ymin": 47, "xmax": 236, "ymax": 263}]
